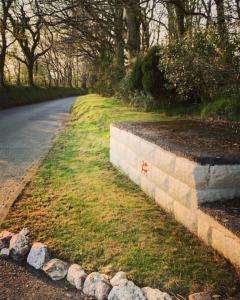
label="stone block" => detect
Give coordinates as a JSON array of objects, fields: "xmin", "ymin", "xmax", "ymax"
[
  {"xmin": 150, "ymin": 166, "xmax": 169, "ymax": 192},
  {"xmin": 110, "ymin": 138, "xmax": 119, "ymax": 152},
  {"xmin": 174, "ymin": 201, "xmax": 197, "ymax": 233},
  {"xmin": 127, "ymin": 133, "xmax": 141, "ymax": 155},
  {"xmin": 197, "ymin": 211, "xmax": 212, "ymax": 245},
  {"xmin": 125, "ymin": 147, "xmax": 139, "ymax": 169},
  {"xmin": 168, "ymin": 176, "xmax": 193, "ymax": 209},
  {"xmin": 211, "ymin": 227, "xmax": 240, "ymax": 268},
  {"xmin": 129, "ymin": 166, "xmax": 141, "ymax": 186},
  {"xmin": 174, "ymin": 157, "xmax": 210, "ymax": 189},
  {"xmin": 140, "ymin": 140, "xmax": 157, "ymax": 164},
  {"xmin": 110, "ymin": 125, "xmax": 122, "ymax": 142},
  {"xmin": 197, "ymin": 188, "xmax": 240, "ymax": 204},
  {"xmin": 110, "ymin": 152, "xmax": 120, "ymax": 168},
  {"xmin": 155, "ymin": 187, "xmax": 174, "ymax": 213},
  {"xmin": 209, "ymin": 165, "xmax": 240, "ymax": 189},
  {"xmin": 152, "ymin": 147, "xmax": 176, "ymax": 175},
  {"xmin": 140, "ymin": 175, "xmax": 155, "ymax": 199}
]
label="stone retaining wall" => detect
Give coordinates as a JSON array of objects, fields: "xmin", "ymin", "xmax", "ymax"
[{"xmin": 110, "ymin": 124, "xmax": 240, "ymax": 268}]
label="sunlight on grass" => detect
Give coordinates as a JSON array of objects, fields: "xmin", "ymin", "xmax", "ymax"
[{"xmin": 2, "ymin": 94, "xmax": 239, "ymax": 298}]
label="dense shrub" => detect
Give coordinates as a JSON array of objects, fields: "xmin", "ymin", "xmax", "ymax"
[
  {"xmin": 141, "ymin": 46, "xmax": 166, "ymax": 97},
  {"xmin": 128, "ymin": 55, "xmax": 144, "ymax": 91},
  {"xmin": 117, "ymin": 46, "xmax": 171, "ymax": 109},
  {"xmin": 130, "ymin": 91, "xmax": 157, "ymax": 111},
  {"xmin": 88, "ymin": 55, "xmax": 125, "ymax": 96},
  {"xmin": 201, "ymin": 95, "xmax": 240, "ymax": 119},
  {"xmin": 159, "ymin": 29, "xmax": 240, "ymax": 103}
]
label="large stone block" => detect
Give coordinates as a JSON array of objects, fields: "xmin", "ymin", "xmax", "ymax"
[
  {"xmin": 129, "ymin": 166, "xmax": 141, "ymax": 186},
  {"xmin": 173, "ymin": 201, "xmax": 197, "ymax": 233},
  {"xmin": 110, "ymin": 152, "xmax": 120, "ymax": 168},
  {"xmin": 110, "ymin": 138, "xmax": 119, "ymax": 152},
  {"xmin": 125, "ymin": 147, "xmax": 139, "ymax": 169},
  {"xmin": 208, "ymin": 165, "xmax": 240, "ymax": 189},
  {"xmin": 150, "ymin": 166, "xmax": 169, "ymax": 192},
  {"xmin": 155, "ymin": 188, "xmax": 174, "ymax": 213},
  {"xmin": 174, "ymin": 157, "xmax": 210, "ymax": 189},
  {"xmin": 140, "ymin": 175, "xmax": 155, "ymax": 199},
  {"xmin": 197, "ymin": 211, "xmax": 212, "ymax": 245},
  {"xmin": 140, "ymin": 140, "xmax": 157, "ymax": 163},
  {"xmin": 153, "ymin": 147, "xmax": 176, "ymax": 175},
  {"xmin": 211, "ymin": 227, "xmax": 240, "ymax": 268},
  {"xmin": 196, "ymin": 188, "xmax": 240, "ymax": 204},
  {"xmin": 168, "ymin": 176, "xmax": 193, "ymax": 209},
  {"xmin": 110, "ymin": 125, "xmax": 123, "ymax": 142},
  {"xmin": 127, "ymin": 133, "xmax": 141, "ymax": 155}
]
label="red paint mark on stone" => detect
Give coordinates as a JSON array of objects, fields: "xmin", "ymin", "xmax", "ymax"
[{"xmin": 141, "ymin": 160, "xmax": 149, "ymax": 176}]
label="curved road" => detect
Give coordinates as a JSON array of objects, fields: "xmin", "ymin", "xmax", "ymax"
[{"xmin": 0, "ymin": 97, "xmax": 77, "ymax": 224}]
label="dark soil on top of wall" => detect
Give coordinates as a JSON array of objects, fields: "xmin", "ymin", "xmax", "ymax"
[
  {"xmin": 201, "ymin": 199, "xmax": 240, "ymax": 237},
  {"xmin": 114, "ymin": 120, "xmax": 240, "ymax": 165}
]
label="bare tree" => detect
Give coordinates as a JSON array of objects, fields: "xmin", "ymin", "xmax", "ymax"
[
  {"xmin": 0, "ymin": 0, "xmax": 14, "ymax": 87},
  {"xmin": 9, "ymin": 0, "xmax": 52, "ymax": 86}
]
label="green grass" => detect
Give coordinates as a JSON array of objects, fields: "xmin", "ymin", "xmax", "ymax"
[
  {"xmin": 201, "ymin": 96, "xmax": 240, "ymax": 121},
  {"xmin": 0, "ymin": 86, "xmax": 87, "ymax": 109},
  {"xmin": 2, "ymin": 94, "xmax": 239, "ymax": 298}
]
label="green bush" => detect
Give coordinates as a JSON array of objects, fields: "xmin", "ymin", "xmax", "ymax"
[
  {"xmin": 159, "ymin": 29, "xmax": 240, "ymax": 103},
  {"xmin": 128, "ymin": 56, "xmax": 143, "ymax": 91},
  {"xmin": 117, "ymin": 47, "xmax": 171, "ymax": 108},
  {"xmin": 141, "ymin": 46, "xmax": 165, "ymax": 97},
  {"xmin": 130, "ymin": 90, "xmax": 157, "ymax": 112},
  {"xmin": 201, "ymin": 96, "xmax": 240, "ymax": 119}
]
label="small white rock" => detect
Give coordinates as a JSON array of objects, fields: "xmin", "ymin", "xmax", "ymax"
[
  {"xmin": 108, "ymin": 279, "xmax": 146, "ymax": 300},
  {"xmin": 67, "ymin": 264, "xmax": 87, "ymax": 290},
  {"xmin": 0, "ymin": 230, "xmax": 14, "ymax": 250},
  {"xmin": 19, "ymin": 228, "xmax": 30, "ymax": 237},
  {"xmin": 142, "ymin": 287, "xmax": 172, "ymax": 300},
  {"xmin": 42, "ymin": 258, "xmax": 68, "ymax": 281},
  {"xmin": 83, "ymin": 272, "xmax": 112, "ymax": 300},
  {"xmin": 9, "ymin": 233, "xmax": 30, "ymax": 261},
  {"xmin": 110, "ymin": 271, "xmax": 127, "ymax": 286},
  {"xmin": 27, "ymin": 242, "xmax": 49, "ymax": 270},
  {"xmin": 189, "ymin": 292, "xmax": 212, "ymax": 300},
  {"xmin": 0, "ymin": 248, "xmax": 10, "ymax": 257}
]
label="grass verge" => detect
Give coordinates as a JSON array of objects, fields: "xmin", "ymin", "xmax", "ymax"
[
  {"xmin": 1, "ymin": 94, "xmax": 239, "ymax": 298},
  {"xmin": 0, "ymin": 86, "xmax": 87, "ymax": 109}
]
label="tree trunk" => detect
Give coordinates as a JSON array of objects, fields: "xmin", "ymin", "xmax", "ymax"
[
  {"xmin": 114, "ymin": 6, "xmax": 125, "ymax": 70},
  {"xmin": 16, "ymin": 62, "xmax": 21, "ymax": 86},
  {"xmin": 27, "ymin": 61, "xmax": 35, "ymax": 87},
  {"xmin": 175, "ymin": 4, "xmax": 185, "ymax": 38},
  {"xmin": 236, "ymin": 0, "xmax": 240, "ymax": 19},
  {"xmin": 214, "ymin": 0, "xmax": 229, "ymax": 50},
  {"xmin": 141, "ymin": 8, "xmax": 150, "ymax": 51},
  {"xmin": 0, "ymin": 28, "xmax": 7, "ymax": 88},
  {"xmin": 0, "ymin": 55, "xmax": 5, "ymax": 88},
  {"xmin": 167, "ymin": 3, "xmax": 177, "ymax": 43},
  {"xmin": 124, "ymin": 1, "xmax": 141, "ymax": 61}
]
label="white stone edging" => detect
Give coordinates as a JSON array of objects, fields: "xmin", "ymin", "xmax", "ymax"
[{"xmin": 0, "ymin": 228, "xmax": 211, "ymax": 300}]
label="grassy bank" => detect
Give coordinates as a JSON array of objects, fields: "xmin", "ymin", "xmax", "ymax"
[
  {"xmin": 2, "ymin": 94, "xmax": 239, "ymax": 298},
  {"xmin": 0, "ymin": 86, "xmax": 87, "ymax": 109},
  {"xmin": 153, "ymin": 96, "xmax": 240, "ymax": 121}
]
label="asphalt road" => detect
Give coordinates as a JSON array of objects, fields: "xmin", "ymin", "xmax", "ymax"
[{"xmin": 0, "ymin": 97, "xmax": 77, "ymax": 223}]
